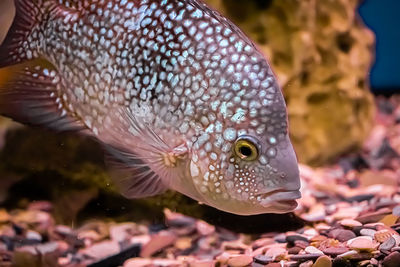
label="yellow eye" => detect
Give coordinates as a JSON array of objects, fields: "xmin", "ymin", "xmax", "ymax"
[{"xmin": 234, "ymin": 138, "xmax": 259, "ymax": 161}]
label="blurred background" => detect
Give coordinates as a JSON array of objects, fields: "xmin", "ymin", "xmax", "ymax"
[{"xmin": 359, "ymin": 0, "xmax": 400, "ymax": 94}]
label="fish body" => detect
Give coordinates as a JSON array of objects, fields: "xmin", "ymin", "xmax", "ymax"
[{"xmin": 0, "ymin": 0, "xmax": 301, "ymax": 215}]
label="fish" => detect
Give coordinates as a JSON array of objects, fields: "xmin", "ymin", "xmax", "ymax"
[{"xmin": 0, "ymin": 0, "xmax": 301, "ymax": 215}]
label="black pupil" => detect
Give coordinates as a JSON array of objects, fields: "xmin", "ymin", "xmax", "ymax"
[{"xmin": 239, "ymin": 146, "xmax": 253, "ymax": 157}]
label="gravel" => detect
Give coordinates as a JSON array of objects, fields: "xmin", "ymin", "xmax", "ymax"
[{"xmin": 2, "ymin": 97, "xmax": 400, "ymax": 266}]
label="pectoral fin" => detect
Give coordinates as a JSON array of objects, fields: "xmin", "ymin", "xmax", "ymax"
[{"xmin": 105, "ymin": 145, "xmax": 168, "ymax": 198}]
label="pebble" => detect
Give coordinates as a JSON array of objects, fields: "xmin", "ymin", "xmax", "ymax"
[
  {"xmin": 0, "ymin": 209, "xmax": 10, "ymax": 223},
  {"xmin": 140, "ymin": 230, "xmax": 177, "ymax": 257},
  {"xmin": 264, "ymin": 247, "xmax": 287, "ymax": 261},
  {"xmin": 392, "ymin": 205, "xmax": 400, "ymax": 217},
  {"xmin": 359, "ymin": 228, "xmax": 377, "ymax": 237},
  {"xmin": 347, "ymin": 236, "xmax": 379, "ymax": 252},
  {"xmin": 109, "ymin": 223, "xmax": 137, "ymax": 243},
  {"xmin": 329, "ymin": 229, "xmax": 356, "ymax": 242},
  {"xmin": 253, "ymin": 255, "xmax": 272, "ymax": 264},
  {"xmin": 123, "ymin": 258, "xmax": 152, "ymax": 267},
  {"xmin": 286, "ymin": 234, "xmax": 309, "ymax": 244},
  {"xmin": 189, "ymin": 260, "xmax": 215, "ymax": 267},
  {"xmin": 339, "ymin": 219, "xmax": 362, "ymax": 228},
  {"xmin": 321, "ymin": 247, "xmax": 349, "ymax": 256},
  {"xmin": 374, "ymin": 229, "xmax": 392, "ymax": 243},
  {"xmin": 304, "ymin": 246, "xmax": 324, "ymax": 255},
  {"xmin": 380, "ymin": 236, "xmax": 396, "ymax": 251},
  {"xmin": 226, "ymin": 255, "xmax": 253, "ymax": 267},
  {"xmin": 382, "ymin": 251, "xmax": 400, "ymax": 267},
  {"xmin": 196, "ymin": 220, "xmax": 215, "ymax": 236},
  {"xmin": 80, "ymin": 240, "xmax": 120, "ymax": 259},
  {"xmin": 4, "ymin": 98, "xmax": 400, "ymax": 267},
  {"xmin": 312, "ymin": 255, "xmax": 332, "ymax": 267}
]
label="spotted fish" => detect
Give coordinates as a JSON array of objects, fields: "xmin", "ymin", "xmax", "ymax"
[{"xmin": 0, "ymin": 0, "xmax": 301, "ymax": 215}]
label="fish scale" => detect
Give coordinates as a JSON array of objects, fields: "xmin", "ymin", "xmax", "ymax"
[{"xmin": 0, "ymin": 0, "xmax": 301, "ymax": 215}]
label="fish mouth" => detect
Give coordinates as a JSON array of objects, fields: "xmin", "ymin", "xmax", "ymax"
[{"xmin": 256, "ymin": 189, "xmax": 301, "ymax": 210}]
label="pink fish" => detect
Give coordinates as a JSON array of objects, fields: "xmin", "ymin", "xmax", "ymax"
[{"xmin": 0, "ymin": 0, "xmax": 301, "ymax": 215}]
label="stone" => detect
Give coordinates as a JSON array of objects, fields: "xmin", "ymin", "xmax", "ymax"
[
  {"xmin": 123, "ymin": 258, "xmax": 152, "ymax": 267},
  {"xmin": 175, "ymin": 237, "xmax": 192, "ymax": 250},
  {"xmin": 0, "ymin": 209, "xmax": 10, "ymax": 223},
  {"xmin": 286, "ymin": 235, "xmax": 309, "ymax": 244},
  {"xmin": 254, "ymin": 255, "xmax": 273, "ymax": 265},
  {"xmin": 329, "ymin": 229, "xmax": 356, "ymax": 242},
  {"xmin": 347, "ymin": 236, "xmax": 379, "ymax": 252},
  {"xmin": 374, "ymin": 229, "xmax": 392, "ymax": 243},
  {"xmin": 382, "ymin": 251, "xmax": 400, "ymax": 267},
  {"xmin": 304, "ymin": 246, "xmax": 324, "ymax": 255},
  {"xmin": 265, "ymin": 247, "xmax": 287, "ymax": 261},
  {"xmin": 196, "ymin": 220, "xmax": 215, "ymax": 236},
  {"xmin": 140, "ymin": 231, "xmax": 177, "ymax": 257},
  {"xmin": 312, "ymin": 255, "xmax": 332, "ymax": 267},
  {"xmin": 379, "ymin": 236, "xmax": 396, "ymax": 251},
  {"xmin": 80, "ymin": 240, "xmax": 120, "ymax": 260},
  {"xmin": 339, "ymin": 219, "xmax": 362, "ymax": 228},
  {"xmin": 226, "ymin": 255, "xmax": 253, "ymax": 267},
  {"xmin": 322, "ymin": 247, "xmax": 349, "ymax": 256},
  {"xmin": 189, "ymin": 260, "xmax": 216, "ymax": 267},
  {"xmin": 359, "ymin": 228, "xmax": 377, "ymax": 238}
]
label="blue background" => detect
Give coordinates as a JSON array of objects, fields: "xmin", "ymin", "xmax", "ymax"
[{"xmin": 358, "ymin": 0, "xmax": 400, "ymax": 92}]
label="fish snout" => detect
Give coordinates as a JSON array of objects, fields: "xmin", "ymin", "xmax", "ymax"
[{"xmin": 272, "ymin": 137, "xmax": 301, "ymax": 192}]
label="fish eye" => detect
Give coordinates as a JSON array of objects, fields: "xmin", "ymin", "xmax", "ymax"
[{"xmin": 234, "ymin": 136, "xmax": 259, "ymax": 161}]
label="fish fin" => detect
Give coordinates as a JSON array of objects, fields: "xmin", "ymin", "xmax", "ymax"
[
  {"xmin": 0, "ymin": 0, "xmax": 43, "ymax": 67},
  {"xmin": 105, "ymin": 145, "xmax": 168, "ymax": 198},
  {"xmin": 0, "ymin": 61, "xmax": 84, "ymax": 131},
  {"xmin": 0, "ymin": 0, "xmax": 77, "ymax": 68}
]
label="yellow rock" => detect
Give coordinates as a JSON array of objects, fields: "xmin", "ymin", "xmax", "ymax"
[{"xmin": 312, "ymin": 255, "xmax": 332, "ymax": 267}]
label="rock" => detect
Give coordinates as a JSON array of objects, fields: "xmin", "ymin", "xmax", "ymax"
[
  {"xmin": 88, "ymin": 244, "xmax": 141, "ymax": 267},
  {"xmin": 109, "ymin": 223, "xmax": 137, "ymax": 243},
  {"xmin": 226, "ymin": 255, "xmax": 253, "ymax": 267},
  {"xmin": 312, "ymin": 255, "xmax": 332, "ymax": 267},
  {"xmin": 359, "ymin": 228, "xmax": 377, "ymax": 238},
  {"xmin": 374, "ymin": 229, "xmax": 392, "ymax": 243},
  {"xmin": 356, "ymin": 209, "xmax": 392, "ymax": 224},
  {"xmin": 80, "ymin": 240, "xmax": 120, "ymax": 260},
  {"xmin": 290, "ymin": 254, "xmax": 321, "ymax": 261},
  {"xmin": 12, "ymin": 242, "xmax": 60, "ymax": 267},
  {"xmin": 304, "ymin": 246, "xmax": 324, "ymax": 255},
  {"xmin": 322, "ymin": 247, "xmax": 349, "ymax": 256},
  {"xmin": 379, "ymin": 236, "xmax": 396, "ymax": 251},
  {"xmin": 339, "ymin": 219, "xmax": 362, "ymax": 228},
  {"xmin": 329, "ymin": 229, "xmax": 356, "ymax": 242},
  {"xmin": 140, "ymin": 230, "xmax": 177, "ymax": 257},
  {"xmin": 175, "ymin": 237, "xmax": 192, "ymax": 250},
  {"xmin": 265, "ymin": 247, "xmax": 287, "ymax": 261},
  {"xmin": 286, "ymin": 234, "xmax": 309, "ymax": 244},
  {"xmin": 189, "ymin": 260, "xmax": 216, "ymax": 267},
  {"xmin": 392, "ymin": 205, "xmax": 400, "ymax": 217},
  {"xmin": 123, "ymin": 258, "xmax": 152, "ymax": 267},
  {"xmin": 0, "ymin": 209, "xmax": 10, "ymax": 223},
  {"xmin": 346, "ymin": 236, "xmax": 379, "ymax": 252},
  {"xmin": 253, "ymin": 255, "xmax": 273, "ymax": 265},
  {"xmin": 196, "ymin": 220, "xmax": 215, "ymax": 236},
  {"xmin": 382, "ymin": 251, "xmax": 400, "ymax": 267}
]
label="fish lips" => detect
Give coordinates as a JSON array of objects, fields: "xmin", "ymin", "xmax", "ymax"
[{"xmin": 258, "ymin": 189, "xmax": 302, "ymax": 211}]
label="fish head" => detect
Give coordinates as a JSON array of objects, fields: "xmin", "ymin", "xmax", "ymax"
[
  {"xmin": 184, "ymin": 132, "xmax": 301, "ymax": 215},
  {"xmin": 174, "ymin": 55, "xmax": 301, "ymax": 215}
]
